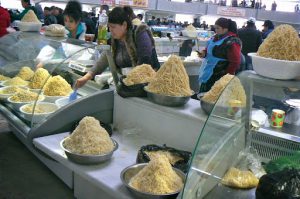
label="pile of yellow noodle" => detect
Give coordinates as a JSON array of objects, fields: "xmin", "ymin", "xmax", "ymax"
[
  {"xmin": 202, "ymin": 74, "xmax": 246, "ymax": 106},
  {"xmin": 16, "ymin": 66, "xmax": 34, "ymax": 81},
  {"xmin": 257, "ymin": 24, "xmax": 300, "ymax": 61},
  {"xmin": 29, "ymin": 68, "xmax": 50, "ymax": 89},
  {"xmin": 123, "ymin": 64, "xmax": 156, "ymax": 86},
  {"xmin": 3, "ymin": 77, "xmax": 29, "ymax": 87},
  {"xmin": 43, "ymin": 75, "xmax": 72, "ymax": 96},
  {"xmin": 21, "ymin": 10, "xmax": 40, "ymax": 23},
  {"xmin": 146, "ymin": 55, "xmax": 192, "ymax": 96}
]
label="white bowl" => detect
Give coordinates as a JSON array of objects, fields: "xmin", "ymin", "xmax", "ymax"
[
  {"xmin": 248, "ymin": 53, "xmax": 300, "ymax": 80},
  {"xmin": 7, "ymin": 95, "xmax": 45, "ymax": 110},
  {"xmin": 20, "ymin": 102, "xmax": 58, "ymax": 123},
  {"xmin": 44, "ymin": 95, "xmax": 64, "ymax": 103},
  {"xmin": 18, "ymin": 21, "xmax": 42, "ymax": 32},
  {"xmin": 0, "ymin": 86, "xmax": 28, "ymax": 101}
]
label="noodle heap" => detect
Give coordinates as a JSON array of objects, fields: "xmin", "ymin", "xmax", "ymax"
[
  {"xmin": 0, "ymin": 74, "xmax": 10, "ymax": 81},
  {"xmin": 147, "ymin": 55, "xmax": 192, "ymax": 96},
  {"xmin": 63, "ymin": 116, "xmax": 114, "ymax": 155},
  {"xmin": 43, "ymin": 75, "xmax": 72, "ymax": 96},
  {"xmin": 23, "ymin": 104, "xmax": 57, "ymax": 114},
  {"xmin": 257, "ymin": 24, "xmax": 300, "ymax": 61},
  {"xmin": 16, "ymin": 66, "xmax": 34, "ymax": 81},
  {"xmin": 29, "ymin": 68, "xmax": 50, "ymax": 89},
  {"xmin": 10, "ymin": 90, "xmax": 42, "ymax": 102},
  {"xmin": 186, "ymin": 25, "xmax": 196, "ymax": 32},
  {"xmin": 0, "ymin": 86, "xmax": 26, "ymax": 95},
  {"xmin": 21, "ymin": 10, "xmax": 40, "ymax": 23},
  {"xmin": 123, "ymin": 64, "xmax": 156, "ymax": 86},
  {"xmin": 129, "ymin": 156, "xmax": 183, "ymax": 194},
  {"xmin": 3, "ymin": 77, "xmax": 29, "ymax": 87},
  {"xmin": 202, "ymin": 74, "xmax": 246, "ymax": 106}
]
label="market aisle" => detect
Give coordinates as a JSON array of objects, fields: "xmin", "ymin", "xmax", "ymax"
[{"xmin": 0, "ymin": 114, "xmax": 75, "ymax": 199}]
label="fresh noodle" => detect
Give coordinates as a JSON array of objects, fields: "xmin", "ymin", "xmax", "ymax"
[
  {"xmin": 146, "ymin": 55, "xmax": 192, "ymax": 96},
  {"xmin": 257, "ymin": 24, "xmax": 300, "ymax": 61},
  {"xmin": 123, "ymin": 64, "xmax": 156, "ymax": 86}
]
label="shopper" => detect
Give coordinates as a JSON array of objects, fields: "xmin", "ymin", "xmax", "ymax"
[
  {"xmin": 0, "ymin": 5, "xmax": 11, "ymax": 37},
  {"xmin": 262, "ymin": 20, "xmax": 274, "ymax": 39},
  {"xmin": 238, "ymin": 17, "xmax": 262, "ymax": 70},
  {"xmin": 198, "ymin": 17, "xmax": 242, "ymax": 93},
  {"xmin": 43, "ymin": 7, "xmax": 57, "ymax": 25},
  {"xmin": 192, "ymin": 18, "xmax": 201, "ymax": 28},
  {"xmin": 271, "ymin": 1, "xmax": 277, "ymax": 11},
  {"xmin": 10, "ymin": 0, "xmax": 37, "ymax": 22},
  {"xmin": 75, "ymin": 6, "xmax": 160, "ymax": 88},
  {"xmin": 63, "ymin": 1, "xmax": 85, "ymax": 40}
]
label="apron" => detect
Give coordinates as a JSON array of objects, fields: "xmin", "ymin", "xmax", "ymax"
[{"xmin": 198, "ymin": 36, "xmax": 229, "ymax": 84}]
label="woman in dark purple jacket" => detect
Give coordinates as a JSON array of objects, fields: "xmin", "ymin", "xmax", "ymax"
[{"xmin": 76, "ymin": 6, "xmax": 159, "ymax": 88}]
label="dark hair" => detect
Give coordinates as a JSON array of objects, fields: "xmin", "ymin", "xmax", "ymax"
[
  {"xmin": 137, "ymin": 14, "xmax": 143, "ymax": 20},
  {"xmin": 63, "ymin": 0, "xmax": 82, "ymax": 23},
  {"xmin": 123, "ymin": 6, "xmax": 136, "ymax": 21},
  {"xmin": 263, "ymin": 20, "xmax": 274, "ymax": 29},
  {"xmin": 22, "ymin": 0, "xmax": 31, "ymax": 5},
  {"xmin": 215, "ymin": 17, "xmax": 237, "ymax": 34},
  {"xmin": 44, "ymin": 7, "xmax": 50, "ymax": 11},
  {"xmin": 108, "ymin": 7, "xmax": 132, "ymax": 30},
  {"xmin": 101, "ymin": 5, "xmax": 109, "ymax": 13}
]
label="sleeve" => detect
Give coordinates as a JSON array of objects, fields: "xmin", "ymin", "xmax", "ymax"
[
  {"xmin": 226, "ymin": 43, "xmax": 241, "ymax": 74},
  {"xmin": 256, "ymin": 33, "xmax": 263, "ymax": 51},
  {"xmin": 135, "ymin": 31, "xmax": 153, "ymax": 65},
  {"xmin": 89, "ymin": 50, "xmax": 109, "ymax": 76}
]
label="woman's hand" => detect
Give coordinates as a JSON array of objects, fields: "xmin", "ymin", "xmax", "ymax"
[
  {"xmin": 75, "ymin": 73, "xmax": 93, "ymax": 89},
  {"xmin": 36, "ymin": 62, "xmax": 44, "ymax": 68}
]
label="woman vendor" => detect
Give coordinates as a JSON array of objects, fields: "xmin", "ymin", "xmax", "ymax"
[
  {"xmin": 11, "ymin": 0, "xmax": 37, "ymax": 21},
  {"xmin": 198, "ymin": 17, "xmax": 241, "ymax": 93},
  {"xmin": 75, "ymin": 6, "xmax": 159, "ymax": 88},
  {"xmin": 63, "ymin": 0, "xmax": 85, "ymax": 40}
]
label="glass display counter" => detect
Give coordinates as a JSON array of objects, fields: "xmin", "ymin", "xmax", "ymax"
[
  {"xmin": 0, "ymin": 32, "xmax": 114, "ymax": 144},
  {"xmin": 181, "ymin": 70, "xmax": 300, "ymax": 199}
]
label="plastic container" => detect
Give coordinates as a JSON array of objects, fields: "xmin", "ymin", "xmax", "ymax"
[
  {"xmin": 18, "ymin": 21, "xmax": 42, "ymax": 32},
  {"xmin": 97, "ymin": 10, "xmax": 108, "ymax": 45},
  {"xmin": 248, "ymin": 53, "xmax": 300, "ymax": 80}
]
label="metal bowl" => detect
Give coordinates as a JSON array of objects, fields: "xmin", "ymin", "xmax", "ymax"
[
  {"xmin": 120, "ymin": 163, "xmax": 185, "ymax": 199},
  {"xmin": 144, "ymin": 87, "xmax": 193, "ymax": 107},
  {"xmin": 60, "ymin": 137, "xmax": 118, "ymax": 165}
]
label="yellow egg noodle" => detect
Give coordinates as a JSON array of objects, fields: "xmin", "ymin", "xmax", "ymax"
[
  {"xmin": 0, "ymin": 86, "xmax": 26, "ymax": 95},
  {"xmin": 129, "ymin": 155, "xmax": 183, "ymax": 194},
  {"xmin": 16, "ymin": 66, "xmax": 34, "ymax": 81},
  {"xmin": 3, "ymin": 77, "xmax": 29, "ymax": 86},
  {"xmin": 257, "ymin": 24, "xmax": 300, "ymax": 61},
  {"xmin": 202, "ymin": 74, "xmax": 246, "ymax": 106},
  {"xmin": 0, "ymin": 74, "xmax": 10, "ymax": 81},
  {"xmin": 29, "ymin": 68, "xmax": 50, "ymax": 89},
  {"xmin": 145, "ymin": 150, "xmax": 183, "ymax": 165},
  {"xmin": 23, "ymin": 104, "xmax": 57, "ymax": 114},
  {"xmin": 147, "ymin": 55, "xmax": 192, "ymax": 96},
  {"xmin": 21, "ymin": 10, "xmax": 40, "ymax": 23},
  {"xmin": 123, "ymin": 64, "xmax": 156, "ymax": 86},
  {"xmin": 221, "ymin": 167, "xmax": 259, "ymax": 189},
  {"xmin": 43, "ymin": 75, "xmax": 72, "ymax": 96},
  {"xmin": 10, "ymin": 90, "xmax": 42, "ymax": 102},
  {"xmin": 63, "ymin": 116, "xmax": 114, "ymax": 155}
]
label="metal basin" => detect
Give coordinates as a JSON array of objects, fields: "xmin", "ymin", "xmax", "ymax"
[
  {"xmin": 60, "ymin": 137, "xmax": 118, "ymax": 165},
  {"xmin": 120, "ymin": 163, "xmax": 185, "ymax": 199},
  {"xmin": 144, "ymin": 87, "xmax": 193, "ymax": 107}
]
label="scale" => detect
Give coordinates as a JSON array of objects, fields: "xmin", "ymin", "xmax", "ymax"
[{"xmin": 68, "ymin": 60, "xmax": 95, "ymax": 73}]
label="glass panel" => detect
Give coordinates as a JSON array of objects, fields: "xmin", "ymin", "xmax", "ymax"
[
  {"xmin": 0, "ymin": 32, "xmax": 106, "ymax": 128},
  {"xmin": 182, "ymin": 74, "xmax": 250, "ymax": 198}
]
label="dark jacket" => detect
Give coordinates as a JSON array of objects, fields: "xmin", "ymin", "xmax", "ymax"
[
  {"xmin": 44, "ymin": 15, "xmax": 57, "ymax": 25},
  {"xmin": 91, "ymin": 24, "xmax": 159, "ymax": 75},
  {"xmin": 238, "ymin": 26, "xmax": 262, "ymax": 55}
]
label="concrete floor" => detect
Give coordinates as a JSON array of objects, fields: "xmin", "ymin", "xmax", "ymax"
[{"xmin": 0, "ymin": 115, "xmax": 75, "ymax": 199}]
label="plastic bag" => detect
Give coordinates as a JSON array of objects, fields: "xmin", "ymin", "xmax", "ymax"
[
  {"xmin": 256, "ymin": 168, "xmax": 300, "ymax": 199},
  {"xmin": 136, "ymin": 144, "xmax": 191, "ymax": 173},
  {"xmin": 116, "ymin": 76, "xmax": 147, "ymax": 98}
]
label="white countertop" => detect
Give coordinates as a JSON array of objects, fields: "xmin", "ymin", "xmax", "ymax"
[{"xmin": 33, "ymin": 132, "xmax": 154, "ymax": 199}]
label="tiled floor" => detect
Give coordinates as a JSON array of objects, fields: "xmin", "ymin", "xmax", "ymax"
[{"xmin": 0, "ymin": 114, "xmax": 74, "ymax": 199}]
